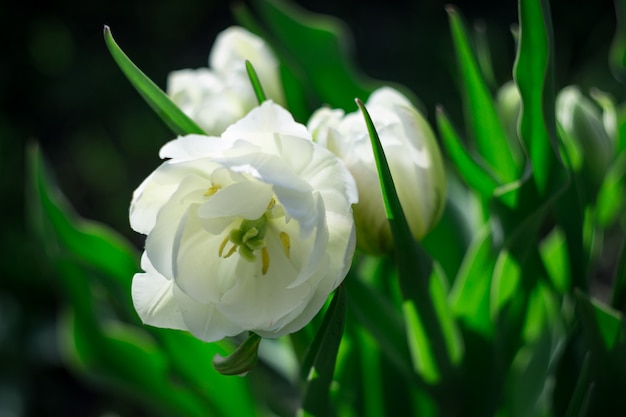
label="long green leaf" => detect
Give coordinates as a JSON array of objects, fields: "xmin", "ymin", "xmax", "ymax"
[
  {"xmin": 27, "ymin": 144, "xmax": 259, "ymax": 416},
  {"xmin": 345, "ymin": 273, "xmax": 412, "ymax": 379},
  {"xmin": 446, "ymin": 6, "xmax": 519, "ymax": 185},
  {"xmin": 513, "ymin": 0, "xmax": 560, "ymax": 194},
  {"xmin": 300, "ymin": 285, "xmax": 347, "ymax": 417},
  {"xmin": 249, "ymin": 0, "xmax": 381, "ymax": 112},
  {"xmin": 357, "ymin": 99, "xmax": 462, "ymax": 396},
  {"xmin": 436, "ymin": 106, "xmax": 499, "ymax": 199},
  {"xmin": 449, "ymin": 226, "xmax": 495, "ymax": 338},
  {"xmin": 27, "ymin": 143, "xmax": 138, "ymax": 318},
  {"xmin": 103, "ymin": 26, "xmax": 205, "ymax": 136}
]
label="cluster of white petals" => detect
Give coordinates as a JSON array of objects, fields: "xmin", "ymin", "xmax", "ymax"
[
  {"xmin": 130, "ymin": 101, "xmax": 357, "ymax": 342},
  {"xmin": 167, "ymin": 26, "xmax": 285, "ymax": 135},
  {"xmin": 308, "ymin": 87, "xmax": 446, "ymax": 254}
]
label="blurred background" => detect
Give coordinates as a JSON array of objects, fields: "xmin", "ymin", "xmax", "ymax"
[{"xmin": 1, "ymin": 0, "xmax": 621, "ymax": 415}]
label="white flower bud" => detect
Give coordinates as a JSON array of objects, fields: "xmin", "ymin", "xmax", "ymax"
[
  {"xmin": 309, "ymin": 87, "xmax": 446, "ymax": 255},
  {"xmin": 166, "ymin": 26, "xmax": 285, "ymax": 135}
]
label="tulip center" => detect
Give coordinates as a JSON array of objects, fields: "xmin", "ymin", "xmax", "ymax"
[{"xmin": 217, "ymin": 197, "xmax": 291, "ymax": 275}]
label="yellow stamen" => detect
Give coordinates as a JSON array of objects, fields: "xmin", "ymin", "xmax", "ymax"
[
  {"xmin": 261, "ymin": 247, "xmax": 270, "ymax": 275},
  {"xmin": 204, "ymin": 184, "xmax": 222, "ymax": 196},
  {"xmin": 279, "ymin": 232, "xmax": 290, "ymax": 258},
  {"xmin": 218, "ymin": 234, "xmax": 230, "ymax": 257},
  {"xmin": 266, "ymin": 198, "xmax": 276, "ymax": 210},
  {"xmin": 224, "ymin": 244, "xmax": 238, "ymax": 258}
]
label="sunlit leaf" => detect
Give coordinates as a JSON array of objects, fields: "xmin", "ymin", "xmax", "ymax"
[
  {"xmin": 446, "ymin": 6, "xmax": 519, "ymax": 185},
  {"xmin": 499, "ymin": 280, "xmax": 565, "ymax": 417},
  {"xmin": 514, "ymin": 0, "xmax": 560, "ymax": 194},
  {"xmin": 357, "ymin": 100, "xmax": 462, "ymax": 398},
  {"xmin": 103, "ymin": 26, "xmax": 205, "ymax": 136},
  {"xmin": 539, "ymin": 227, "xmax": 571, "ymax": 294},
  {"xmin": 300, "ymin": 285, "xmax": 347, "ymax": 417},
  {"xmin": 345, "ymin": 272, "xmax": 412, "ymax": 379},
  {"xmin": 596, "ymin": 153, "xmax": 626, "ymax": 228},
  {"xmin": 436, "ymin": 106, "xmax": 499, "ymax": 199},
  {"xmin": 449, "ymin": 226, "xmax": 495, "ymax": 338}
]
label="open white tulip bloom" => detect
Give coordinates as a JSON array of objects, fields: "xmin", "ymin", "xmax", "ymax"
[
  {"xmin": 167, "ymin": 26, "xmax": 286, "ymax": 135},
  {"xmin": 308, "ymin": 87, "xmax": 446, "ymax": 254},
  {"xmin": 130, "ymin": 101, "xmax": 357, "ymax": 342}
]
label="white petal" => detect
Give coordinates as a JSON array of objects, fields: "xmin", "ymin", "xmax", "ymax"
[
  {"xmin": 130, "ymin": 161, "xmax": 205, "ymax": 235},
  {"xmin": 218, "ymin": 230, "xmax": 310, "ymax": 331},
  {"xmin": 132, "ymin": 252, "xmax": 187, "ymax": 330},
  {"xmin": 366, "ymin": 86, "xmax": 413, "ymax": 109},
  {"xmin": 172, "ymin": 284, "xmax": 242, "ymax": 342},
  {"xmin": 145, "ymin": 174, "xmax": 210, "ymax": 279},
  {"xmin": 197, "ymin": 180, "xmax": 273, "ymax": 220},
  {"xmin": 159, "ymin": 135, "xmax": 231, "ymax": 161},
  {"xmin": 222, "ymin": 101, "xmax": 310, "ymax": 148},
  {"xmin": 258, "ymin": 270, "xmax": 336, "ymax": 338}
]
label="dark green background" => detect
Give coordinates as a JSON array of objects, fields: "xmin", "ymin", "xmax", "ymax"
[{"xmin": 1, "ymin": 0, "xmax": 619, "ymax": 415}]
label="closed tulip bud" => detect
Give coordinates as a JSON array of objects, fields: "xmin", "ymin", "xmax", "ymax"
[
  {"xmin": 557, "ymin": 86, "xmax": 613, "ymax": 189},
  {"xmin": 308, "ymin": 87, "xmax": 446, "ymax": 255}
]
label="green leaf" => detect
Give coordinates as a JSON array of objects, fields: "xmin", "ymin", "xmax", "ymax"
[
  {"xmin": 612, "ymin": 237, "xmax": 626, "ymax": 315},
  {"xmin": 473, "ymin": 21, "xmax": 497, "ymax": 91},
  {"xmin": 538, "ymin": 227, "xmax": 571, "ymax": 294},
  {"xmin": 245, "ymin": 60, "xmax": 267, "ymax": 104},
  {"xmin": 344, "ymin": 272, "xmax": 412, "ymax": 379},
  {"xmin": 357, "ymin": 99, "xmax": 462, "ymax": 395},
  {"xmin": 246, "ymin": 0, "xmax": 380, "ymax": 113},
  {"xmin": 436, "ymin": 106, "xmax": 499, "ymax": 199},
  {"xmin": 27, "ymin": 143, "xmax": 138, "ymax": 318},
  {"xmin": 59, "ymin": 308, "xmax": 208, "ymax": 417},
  {"xmin": 596, "ymin": 152, "xmax": 626, "ymax": 228},
  {"xmin": 213, "ymin": 333, "xmax": 262, "ymax": 376},
  {"xmin": 497, "ymin": 278, "xmax": 565, "ymax": 417},
  {"xmin": 446, "ymin": 6, "xmax": 520, "ymax": 185},
  {"xmin": 564, "ymin": 353, "xmax": 594, "ymax": 417},
  {"xmin": 449, "ymin": 225, "xmax": 495, "ymax": 338},
  {"xmin": 103, "ymin": 26, "xmax": 205, "ymax": 136},
  {"xmin": 300, "ymin": 285, "xmax": 347, "ymax": 417},
  {"xmin": 575, "ymin": 290, "xmax": 626, "ymax": 416},
  {"xmin": 513, "ymin": 0, "xmax": 560, "ymax": 195}
]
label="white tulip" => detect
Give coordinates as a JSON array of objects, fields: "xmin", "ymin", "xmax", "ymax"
[
  {"xmin": 130, "ymin": 101, "xmax": 357, "ymax": 342},
  {"xmin": 308, "ymin": 87, "xmax": 446, "ymax": 254},
  {"xmin": 167, "ymin": 26, "xmax": 285, "ymax": 136}
]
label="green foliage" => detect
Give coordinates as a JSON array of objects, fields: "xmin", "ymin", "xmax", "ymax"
[
  {"xmin": 104, "ymin": 26, "xmax": 206, "ymax": 136},
  {"xmin": 27, "ymin": 144, "xmax": 260, "ymax": 416},
  {"xmin": 22, "ymin": 0, "xmax": 626, "ymax": 416}
]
